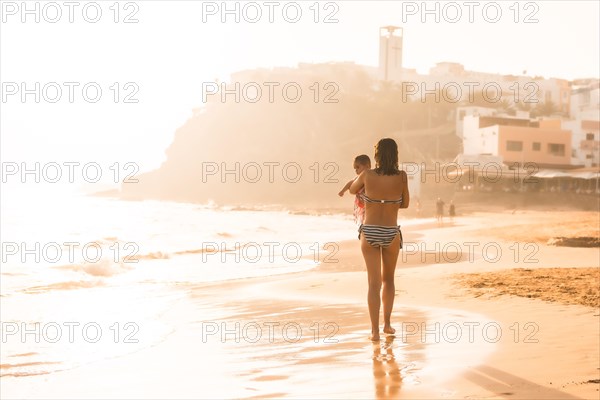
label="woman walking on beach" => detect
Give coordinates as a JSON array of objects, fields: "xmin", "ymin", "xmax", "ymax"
[{"xmin": 350, "ymin": 138, "xmax": 410, "ymax": 341}]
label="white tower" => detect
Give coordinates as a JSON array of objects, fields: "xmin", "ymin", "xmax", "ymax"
[{"xmin": 379, "ymin": 26, "xmax": 403, "ymax": 82}]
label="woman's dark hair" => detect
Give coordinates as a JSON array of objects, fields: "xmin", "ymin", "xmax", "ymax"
[
  {"xmin": 354, "ymin": 154, "xmax": 371, "ymax": 166},
  {"xmin": 374, "ymin": 138, "xmax": 400, "ymax": 175}
]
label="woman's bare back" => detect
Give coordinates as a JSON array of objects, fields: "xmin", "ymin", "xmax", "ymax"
[{"xmin": 363, "ymin": 170, "xmax": 409, "ymax": 226}]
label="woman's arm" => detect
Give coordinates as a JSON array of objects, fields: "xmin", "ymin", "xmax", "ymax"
[
  {"xmin": 349, "ymin": 171, "xmax": 366, "ymax": 194},
  {"xmin": 400, "ymin": 171, "xmax": 410, "ymax": 209}
]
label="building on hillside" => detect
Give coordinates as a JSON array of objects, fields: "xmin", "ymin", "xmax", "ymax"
[
  {"xmin": 455, "ymin": 106, "xmax": 531, "ymax": 139},
  {"xmin": 384, "ymin": 59, "xmax": 570, "ymax": 113},
  {"xmin": 461, "ymin": 115, "xmax": 574, "ymax": 169},
  {"xmin": 570, "ymin": 80, "xmax": 600, "ymax": 120},
  {"xmin": 563, "ymin": 119, "xmax": 600, "ymax": 168}
]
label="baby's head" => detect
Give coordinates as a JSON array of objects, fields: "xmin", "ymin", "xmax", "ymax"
[{"xmin": 353, "ymin": 154, "xmax": 371, "ymax": 175}]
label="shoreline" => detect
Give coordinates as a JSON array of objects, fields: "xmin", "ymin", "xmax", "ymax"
[{"xmin": 88, "ymin": 188, "xmax": 600, "ymax": 216}]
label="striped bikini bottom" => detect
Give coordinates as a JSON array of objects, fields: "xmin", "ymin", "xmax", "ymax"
[{"xmin": 358, "ymin": 224, "xmax": 403, "ymax": 249}]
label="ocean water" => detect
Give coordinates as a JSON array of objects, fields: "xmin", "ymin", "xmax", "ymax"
[{"xmin": 0, "ymin": 189, "xmax": 356, "ymax": 377}]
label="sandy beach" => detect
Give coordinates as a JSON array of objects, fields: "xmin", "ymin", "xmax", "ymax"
[
  {"xmin": 1, "ymin": 210, "xmax": 599, "ymax": 399},
  {"xmin": 3, "ymin": 1, "xmax": 599, "ymax": 398}
]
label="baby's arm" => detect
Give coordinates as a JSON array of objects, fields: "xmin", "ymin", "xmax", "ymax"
[{"xmin": 338, "ymin": 178, "xmax": 355, "ymax": 197}]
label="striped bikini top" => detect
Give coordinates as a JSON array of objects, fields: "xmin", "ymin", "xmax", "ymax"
[{"xmin": 360, "ymin": 193, "xmax": 403, "ymax": 205}]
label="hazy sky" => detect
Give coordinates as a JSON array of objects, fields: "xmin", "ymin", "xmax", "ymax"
[{"xmin": 1, "ymin": 0, "xmax": 599, "ymax": 190}]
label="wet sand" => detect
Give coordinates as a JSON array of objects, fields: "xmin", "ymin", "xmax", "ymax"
[{"xmin": 1, "ymin": 210, "xmax": 599, "ymax": 399}]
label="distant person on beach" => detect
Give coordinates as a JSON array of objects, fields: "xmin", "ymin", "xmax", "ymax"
[
  {"xmin": 436, "ymin": 197, "xmax": 445, "ymax": 225},
  {"xmin": 338, "ymin": 155, "xmax": 371, "ymax": 225},
  {"xmin": 349, "ymin": 138, "xmax": 409, "ymax": 341},
  {"xmin": 449, "ymin": 200, "xmax": 456, "ymax": 222}
]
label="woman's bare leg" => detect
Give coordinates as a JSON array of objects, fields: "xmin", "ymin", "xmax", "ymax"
[
  {"xmin": 361, "ymin": 234, "xmax": 382, "ymax": 340},
  {"xmin": 381, "ymin": 234, "xmax": 401, "ymax": 334}
]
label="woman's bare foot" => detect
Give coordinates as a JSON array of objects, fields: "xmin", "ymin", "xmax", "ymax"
[
  {"xmin": 383, "ymin": 325, "xmax": 396, "ymax": 335},
  {"xmin": 370, "ymin": 331, "xmax": 381, "ymax": 341}
]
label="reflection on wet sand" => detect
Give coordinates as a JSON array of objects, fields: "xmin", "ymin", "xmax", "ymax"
[
  {"xmin": 371, "ymin": 310, "xmax": 430, "ymax": 399},
  {"xmin": 189, "ymin": 297, "xmax": 490, "ymax": 398},
  {"xmin": 372, "ymin": 336, "xmax": 402, "ymax": 399}
]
